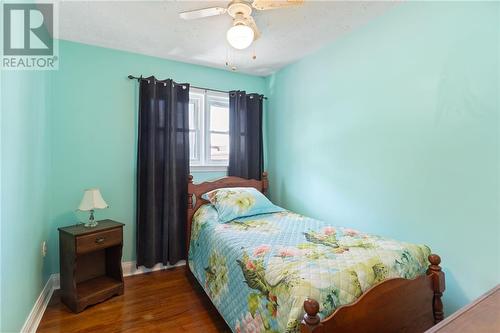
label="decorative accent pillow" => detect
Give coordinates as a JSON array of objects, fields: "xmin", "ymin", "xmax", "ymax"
[{"xmin": 201, "ymin": 187, "xmax": 284, "ymax": 223}]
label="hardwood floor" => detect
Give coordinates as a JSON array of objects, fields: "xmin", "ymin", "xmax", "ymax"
[{"xmin": 37, "ymin": 266, "xmax": 231, "ymax": 333}]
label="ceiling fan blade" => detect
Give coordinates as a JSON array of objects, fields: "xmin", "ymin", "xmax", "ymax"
[
  {"xmin": 179, "ymin": 7, "xmax": 227, "ymax": 20},
  {"xmin": 252, "ymin": 0, "xmax": 303, "ymax": 11},
  {"xmin": 246, "ymin": 16, "xmax": 261, "ymax": 41}
]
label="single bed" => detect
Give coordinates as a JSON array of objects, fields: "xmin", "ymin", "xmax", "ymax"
[{"xmin": 186, "ymin": 173, "xmax": 445, "ymax": 333}]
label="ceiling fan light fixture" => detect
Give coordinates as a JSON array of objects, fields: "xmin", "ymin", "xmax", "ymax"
[{"xmin": 226, "ymin": 23, "xmax": 254, "ymax": 50}]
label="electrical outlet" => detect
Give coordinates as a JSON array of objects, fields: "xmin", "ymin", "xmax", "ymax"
[{"xmin": 41, "ymin": 241, "xmax": 47, "ymax": 257}]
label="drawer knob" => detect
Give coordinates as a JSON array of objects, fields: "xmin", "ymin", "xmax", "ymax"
[{"xmin": 95, "ymin": 237, "xmax": 105, "ymax": 244}]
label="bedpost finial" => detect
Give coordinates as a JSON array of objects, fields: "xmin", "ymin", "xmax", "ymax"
[
  {"xmin": 304, "ymin": 298, "xmax": 319, "ymax": 316},
  {"xmin": 302, "ymin": 298, "xmax": 321, "ymax": 332},
  {"xmin": 427, "ymin": 253, "xmax": 445, "ymax": 324},
  {"xmin": 262, "ymin": 171, "xmax": 269, "ymax": 194},
  {"xmin": 187, "ymin": 175, "xmax": 194, "ymax": 209},
  {"xmin": 428, "ymin": 254, "xmax": 441, "ymax": 267}
]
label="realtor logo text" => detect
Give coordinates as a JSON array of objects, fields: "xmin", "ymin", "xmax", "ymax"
[{"xmin": 2, "ymin": 3, "xmax": 58, "ymax": 70}]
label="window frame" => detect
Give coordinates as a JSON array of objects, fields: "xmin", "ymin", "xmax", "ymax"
[
  {"xmin": 189, "ymin": 88, "xmax": 229, "ymax": 172},
  {"xmin": 188, "ymin": 93, "xmax": 203, "ymax": 165}
]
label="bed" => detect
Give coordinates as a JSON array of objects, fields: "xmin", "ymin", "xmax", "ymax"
[{"xmin": 186, "ymin": 173, "xmax": 445, "ymax": 333}]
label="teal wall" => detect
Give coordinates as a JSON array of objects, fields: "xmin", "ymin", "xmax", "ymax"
[
  {"xmin": 47, "ymin": 40, "xmax": 266, "ymax": 274},
  {"xmin": 265, "ymin": 1, "xmax": 499, "ymax": 315},
  {"xmin": 192, "ymin": 171, "xmax": 226, "ymax": 183},
  {"xmin": 2, "ymin": 2, "xmax": 499, "ymax": 330},
  {"xmin": 0, "ymin": 69, "xmax": 52, "ymax": 332}
]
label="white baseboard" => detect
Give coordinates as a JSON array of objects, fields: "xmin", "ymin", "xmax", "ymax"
[
  {"xmin": 52, "ymin": 274, "xmax": 60, "ymax": 290},
  {"xmin": 21, "ymin": 274, "xmax": 58, "ymax": 333},
  {"xmin": 22, "ymin": 260, "xmax": 186, "ymax": 332},
  {"xmin": 122, "ymin": 260, "xmax": 186, "ymax": 277}
]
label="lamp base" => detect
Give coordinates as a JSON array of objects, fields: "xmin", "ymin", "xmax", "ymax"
[
  {"xmin": 84, "ymin": 210, "xmax": 98, "ymax": 228},
  {"xmin": 84, "ymin": 220, "xmax": 98, "ymax": 228}
]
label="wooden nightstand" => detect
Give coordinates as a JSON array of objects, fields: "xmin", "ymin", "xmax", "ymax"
[{"xmin": 58, "ymin": 220, "xmax": 125, "ymax": 313}]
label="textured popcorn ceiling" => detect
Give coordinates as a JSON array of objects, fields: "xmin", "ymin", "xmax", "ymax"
[{"xmin": 56, "ymin": 1, "xmax": 399, "ymax": 76}]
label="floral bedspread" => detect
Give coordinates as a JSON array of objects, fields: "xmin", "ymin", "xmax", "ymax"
[{"xmin": 188, "ymin": 204, "xmax": 431, "ymax": 333}]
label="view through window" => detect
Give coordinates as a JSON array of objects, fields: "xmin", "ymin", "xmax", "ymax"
[{"xmin": 189, "ymin": 88, "xmax": 229, "ymax": 169}]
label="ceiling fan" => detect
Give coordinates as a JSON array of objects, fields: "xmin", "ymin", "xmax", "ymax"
[{"xmin": 179, "ymin": 0, "xmax": 304, "ymax": 50}]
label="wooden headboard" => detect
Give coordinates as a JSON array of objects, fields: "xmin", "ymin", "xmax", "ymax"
[{"xmin": 186, "ymin": 172, "xmax": 268, "ymax": 253}]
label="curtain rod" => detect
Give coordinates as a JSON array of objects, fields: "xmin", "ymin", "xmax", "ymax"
[{"xmin": 127, "ymin": 75, "xmax": 267, "ymax": 100}]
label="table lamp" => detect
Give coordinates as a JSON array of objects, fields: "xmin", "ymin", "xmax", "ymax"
[{"xmin": 77, "ymin": 188, "xmax": 109, "ymax": 227}]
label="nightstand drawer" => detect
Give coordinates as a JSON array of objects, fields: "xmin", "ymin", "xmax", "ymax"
[{"xmin": 76, "ymin": 228, "xmax": 122, "ymax": 254}]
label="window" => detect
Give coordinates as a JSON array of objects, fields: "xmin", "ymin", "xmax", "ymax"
[{"xmin": 189, "ymin": 88, "xmax": 229, "ymax": 171}]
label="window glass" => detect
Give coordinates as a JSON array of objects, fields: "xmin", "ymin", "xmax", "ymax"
[
  {"xmin": 188, "ymin": 103, "xmax": 196, "ymax": 130},
  {"xmin": 189, "ymin": 91, "xmax": 229, "ymax": 167},
  {"xmin": 189, "ymin": 131, "xmax": 197, "ymax": 160},
  {"xmin": 210, "ymin": 133, "xmax": 229, "ymax": 161},
  {"xmin": 209, "ymin": 105, "xmax": 229, "ymax": 132}
]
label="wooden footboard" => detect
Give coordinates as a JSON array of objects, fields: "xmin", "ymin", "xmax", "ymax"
[{"xmin": 301, "ymin": 254, "xmax": 445, "ymax": 333}]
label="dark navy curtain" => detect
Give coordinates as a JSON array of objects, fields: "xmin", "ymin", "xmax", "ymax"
[
  {"xmin": 228, "ymin": 91, "xmax": 264, "ymax": 180},
  {"xmin": 136, "ymin": 76, "xmax": 190, "ymax": 267}
]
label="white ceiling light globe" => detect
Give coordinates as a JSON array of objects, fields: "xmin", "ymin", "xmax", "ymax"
[{"xmin": 226, "ymin": 24, "xmax": 254, "ymax": 50}]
